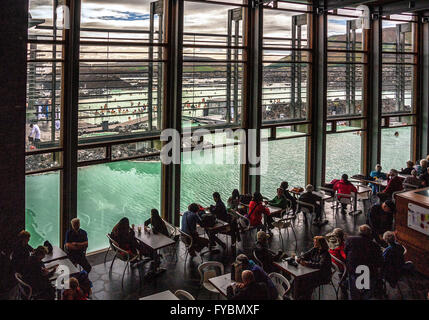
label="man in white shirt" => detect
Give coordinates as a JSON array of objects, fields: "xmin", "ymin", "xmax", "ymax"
[{"xmin": 29, "ymin": 123, "xmax": 41, "ymax": 147}]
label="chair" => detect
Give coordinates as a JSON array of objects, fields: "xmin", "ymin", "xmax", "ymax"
[
  {"xmin": 329, "ymin": 254, "xmax": 347, "ymax": 300},
  {"xmin": 268, "ymin": 272, "xmax": 291, "ymax": 300},
  {"xmin": 403, "ymin": 182, "xmax": 418, "ymax": 191},
  {"xmin": 392, "ymin": 189, "xmax": 406, "ymax": 204},
  {"xmin": 197, "ymin": 261, "xmax": 225, "ymax": 299},
  {"xmin": 252, "ymin": 249, "xmax": 264, "ymax": 267},
  {"xmin": 334, "ymin": 192, "xmax": 355, "ymax": 215},
  {"xmin": 296, "ymin": 200, "xmax": 315, "ymax": 236},
  {"xmin": 174, "ymin": 289, "xmax": 196, "ymax": 300},
  {"xmin": 15, "ymin": 273, "xmax": 32, "ymax": 300},
  {"xmin": 163, "ymin": 219, "xmax": 180, "ymax": 263},
  {"xmin": 271, "ymin": 216, "xmax": 297, "ymax": 252},
  {"xmin": 178, "ymin": 229, "xmax": 202, "ymax": 267},
  {"xmin": 104, "ymin": 234, "xmax": 139, "ymax": 288}
]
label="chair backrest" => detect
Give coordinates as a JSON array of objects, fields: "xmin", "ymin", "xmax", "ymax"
[
  {"xmin": 163, "ymin": 219, "xmax": 179, "ymax": 239},
  {"xmin": 174, "ymin": 289, "xmax": 196, "ymax": 300},
  {"xmin": 268, "ymin": 272, "xmax": 291, "ymax": 300},
  {"xmin": 329, "ymin": 253, "xmax": 347, "ymax": 275},
  {"xmin": 297, "ymin": 200, "xmax": 315, "ymax": 214},
  {"xmin": 106, "ymin": 234, "xmax": 130, "ymax": 261},
  {"xmin": 403, "ymin": 182, "xmax": 418, "ymax": 190},
  {"xmin": 233, "ymin": 210, "xmax": 251, "ymax": 231},
  {"xmin": 198, "ymin": 261, "xmax": 224, "ymax": 284},
  {"xmin": 15, "ymin": 273, "xmax": 32, "ymax": 300},
  {"xmin": 401, "ymin": 244, "xmax": 407, "ymax": 256},
  {"xmin": 178, "ymin": 229, "xmax": 193, "ymax": 249},
  {"xmin": 335, "ymin": 192, "xmax": 353, "ymax": 204},
  {"xmin": 252, "ymin": 249, "xmax": 264, "ymax": 267}
]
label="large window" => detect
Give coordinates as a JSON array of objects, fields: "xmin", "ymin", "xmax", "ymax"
[
  {"xmin": 325, "ymin": 131, "xmax": 362, "ymax": 182},
  {"xmin": 381, "ymin": 126, "xmax": 412, "ymax": 171},
  {"xmin": 78, "ymin": 159, "xmax": 161, "ymax": 252},
  {"xmin": 25, "ymin": 172, "xmax": 60, "ymax": 248},
  {"xmin": 78, "ymin": 0, "xmax": 165, "ymax": 144},
  {"xmin": 182, "ymin": 1, "xmax": 245, "ymax": 128},
  {"xmin": 260, "ymin": 135, "xmax": 307, "ymax": 197},
  {"xmin": 180, "ymin": 133, "xmax": 241, "ymax": 211},
  {"xmin": 262, "ymin": 2, "xmax": 311, "ymax": 123}
]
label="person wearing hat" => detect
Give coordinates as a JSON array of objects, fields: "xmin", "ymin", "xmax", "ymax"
[
  {"xmin": 366, "ymin": 200, "xmax": 396, "ymax": 247},
  {"xmin": 234, "ymin": 254, "xmax": 278, "ymax": 300},
  {"xmin": 253, "ymin": 231, "xmax": 287, "ymax": 273}
]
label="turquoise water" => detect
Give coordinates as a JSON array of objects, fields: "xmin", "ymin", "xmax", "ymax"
[{"xmin": 25, "ymin": 127, "xmax": 412, "ymax": 252}]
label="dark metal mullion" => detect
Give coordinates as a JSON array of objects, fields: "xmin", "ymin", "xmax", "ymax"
[{"xmin": 60, "ymin": 0, "xmax": 81, "ymax": 248}]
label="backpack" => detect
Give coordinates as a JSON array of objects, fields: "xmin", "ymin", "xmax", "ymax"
[{"xmin": 199, "ymin": 212, "xmax": 216, "ymax": 228}]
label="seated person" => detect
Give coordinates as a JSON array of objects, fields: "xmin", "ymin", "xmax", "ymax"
[
  {"xmin": 298, "ymin": 184, "xmax": 323, "ymax": 223},
  {"xmin": 404, "ymin": 169, "xmax": 421, "ymax": 188},
  {"xmin": 253, "ymin": 231, "xmax": 286, "ymax": 273},
  {"xmin": 62, "ymin": 277, "xmax": 88, "ymax": 300},
  {"xmin": 326, "ymin": 228, "xmax": 347, "ymax": 299},
  {"xmin": 180, "ymin": 203, "xmax": 210, "ymax": 257},
  {"xmin": 366, "ymin": 200, "xmax": 395, "ymax": 247},
  {"xmin": 267, "ymin": 188, "xmax": 288, "ymax": 209},
  {"xmin": 370, "ymin": 164, "xmax": 387, "ymax": 194},
  {"xmin": 235, "ymin": 254, "xmax": 278, "ymax": 300},
  {"xmin": 144, "ymin": 209, "xmax": 169, "ymax": 237},
  {"xmin": 382, "ymin": 231, "xmax": 406, "ymax": 287},
  {"xmin": 296, "ymin": 236, "xmax": 332, "ymax": 300},
  {"xmin": 111, "ymin": 217, "xmax": 149, "ymax": 260},
  {"xmin": 400, "ymin": 161, "xmax": 414, "ymax": 175},
  {"xmin": 247, "ymin": 192, "xmax": 270, "ymax": 229},
  {"xmin": 333, "ymin": 174, "xmax": 357, "ymax": 215},
  {"xmin": 209, "ymin": 192, "xmax": 241, "ymax": 247},
  {"xmin": 65, "ymin": 218, "xmax": 91, "ymax": 273},
  {"xmin": 227, "ymin": 270, "xmax": 269, "ymax": 300},
  {"xmin": 23, "ymin": 246, "xmax": 57, "ymax": 300},
  {"xmin": 280, "ymin": 181, "xmax": 297, "ymax": 214},
  {"xmin": 12, "ymin": 230, "xmax": 33, "ymax": 274},
  {"xmin": 227, "ymin": 189, "xmax": 240, "ymax": 210},
  {"xmin": 326, "ymin": 228, "xmax": 346, "ymax": 271},
  {"xmin": 377, "ymin": 169, "xmax": 403, "ymax": 202},
  {"xmin": 419, "ymin": 167, "xmax": 429, "ymax": 187},
  {"xmin": 415, "ymin": 159, "xmax": 428, "ymax": 175},
  {"xmin": 345, "ymin": 225, "xmax": 383, "ymax": 300}
]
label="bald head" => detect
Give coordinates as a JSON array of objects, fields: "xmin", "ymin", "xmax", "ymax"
[
  {"xmin": 359, "ymin": 224, "xmax": 372, "ymax": 237},
  {"xmin": 241, "ymin": 270, "xmax": 254, "ymax": 285}
]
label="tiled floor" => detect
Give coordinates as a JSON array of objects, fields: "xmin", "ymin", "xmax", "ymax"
[{"xmin": 86, "ymin": 199, "xmax": 429, "ymax": 300}]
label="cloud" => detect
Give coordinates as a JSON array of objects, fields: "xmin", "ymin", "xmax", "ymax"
[{"xmin": 98, "ymin": 11, "xmax": 150, "ymax": 21}]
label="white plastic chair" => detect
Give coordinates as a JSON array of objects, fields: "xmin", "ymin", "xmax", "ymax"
[
  {"xmin": 329, "ymin": 253, "xmax": 347, "ymax": 300},
  {"xmin": 163, "ymin": 219, "xmax": 180, "ymax": 263},
  {"xmin": 179, "ymin": 229, "xmax": 203, "ymax": 268},
  {"xmin": 174, "ymin": 289, "xmax": 196, "ymax": 300},
  {"xmin": 272, "ymin": 216, "xmax": 297, "ymax": 251},
  {"xmin": 197, "ymin": 261, "xmax": 225, "ymax": 299},
  {"xmin": 252, "ymin": 249, "xmax": 264, "ymax": 267},
  {"xmin": 296, "ymin": 200, "xmax": 315, "ymax": 236},
  {"xmin": 15, "ymin": 273, "xmax": 32, "ymax": 300},
  {"xmin": 268, "ymin": 272, "xmax": 291, "ymax": 300}
]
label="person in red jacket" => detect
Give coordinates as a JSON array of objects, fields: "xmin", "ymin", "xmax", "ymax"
[
  {"xmin": 333, "ymin": 174, "xmax": 357, "ymax": 215},
  {"xmin": 247, "ymin": 192, "xmax": 270, "ymax": 230},
  {"xmin": 377, "ymin": 169, "xmax": 403, "ymax": 202}
]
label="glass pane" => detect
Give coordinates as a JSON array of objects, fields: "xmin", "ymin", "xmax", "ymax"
[
  {"xmin": 26, "ymin": 152, "xmax": 62, "ymax": 173},
  {"xmin": 381, "ymin": 127, "xmax": 412, "ymax": 171},
  {"xmin": 78, "ymin": 160, "xmax": 161, "ymax": 252},
  {"xmin": 260, "ymin": 137, "xmax": 307, "ymax": 197},
  {"xmin": 381, "ymin": 64, "xmax": 414, "ymax": 114},
  {"xmin": 327, "ymin": 15, "xmax": 363, "ymax": 50},
  {"xmin": 325, "ymin": 132, "xmax": 362, "ymax": 182},
  {"xmin": 180, "ymin": 145, "xmax": 241, "ymax": 212},
  {"xmin": 25, "ymin": 171, "xmax": 60, "ymax": 248},
  {"xmin": 79, "ymin": 0, "xmax": 164, "ymax": 143},
  {"xmin": 327, "ymin": 64, "xmax": 363, "ymax": 117}
]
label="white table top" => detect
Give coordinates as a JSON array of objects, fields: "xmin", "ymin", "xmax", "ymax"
[
  {"xmin": 208, "ymin": 273, "xmax": 234, "ymax": 297},
  {"xmin": 42, "ymin": 246, "xmax": 68, "ymax": 263},
  {"xmin": 274, "ymin": 260, "xmax": 319, "ymax": 278},
  {"xmin": 139, "ymin": 290, "xmax": 179, "ymax": 300},
  {"xmin": 134, "ymin": 226, "xmax": 176, "ymax": 251},
  {"xmin": 46, "ymin": 258, "xmax": 80, "ymax": 285}
]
